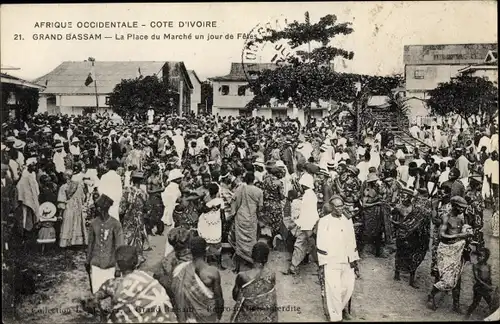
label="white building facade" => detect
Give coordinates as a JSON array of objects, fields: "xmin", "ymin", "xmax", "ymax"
[
  {"xmin": 35, "ymin": 61, "xmax": 193, "ymax": 116},
  {"xmin": 210, "ymin": 63, "xmax": 329, "ymax": 124}
]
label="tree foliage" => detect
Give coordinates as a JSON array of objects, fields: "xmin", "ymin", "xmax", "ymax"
[
  {"xmin": 245, "ymin": 13, "xmax": 356, "ymax": 119},
  {"xmin": 108, "ymin": 75, "xmax": 178, "ymax": 117},
  {"xmin": 427, "ymin": 75, "xmax": 498, "ymax": 126}
]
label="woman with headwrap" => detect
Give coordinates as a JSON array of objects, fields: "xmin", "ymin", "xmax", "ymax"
[
  {"xmin": 58, "ymin": 169, "xmax": 87, "ymax": 248},
  {"xmin": 119, "ymin": 171, "xmax": 149, "ymax": 266},
  {"xmin": 391, "ymin": 188, "xmax": 431, "ymax": 288},
  {"xmin": 260, "ymin": 163, "xmax": 286, "ymax": 240},
  {"xmin": 360, "ymin": 173, "xmax": 386, "ymax": 257},
  {"xmin": 146, "ymin": 164, "xmax": 165, "ymax": 236}
]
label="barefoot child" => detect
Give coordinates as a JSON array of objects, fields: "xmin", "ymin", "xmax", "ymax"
[{"xmin": 466, "ymin": 248, "xmax": 499, "ymax": 318}]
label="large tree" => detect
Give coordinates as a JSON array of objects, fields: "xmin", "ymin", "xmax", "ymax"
[
  {"xmin": 427, "ymin": 75, "xmax": 498, "ymax": 127},
  {"xmin": 108, "ymin": 75, "xmax": 178, "ymax": 118},
  {"xmin": 245, "ymin": 12, "xmax": 357, "ymax": 122}
]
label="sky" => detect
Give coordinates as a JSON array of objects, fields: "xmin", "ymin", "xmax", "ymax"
[{"xmin": 1, "ymin": 1, "xmax": 497, "ymax": 82}]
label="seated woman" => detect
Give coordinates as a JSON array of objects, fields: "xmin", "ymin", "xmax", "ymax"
[
  {"xmin": 231, "ymin": 242, "xmax": 278, "ymax": 323},
  {"xmin": 81, "ymin": 245, "xmax": 177, "ymax": 323}
]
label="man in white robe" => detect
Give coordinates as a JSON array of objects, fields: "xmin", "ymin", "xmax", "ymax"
[
  {"xmin": 162, "ymin": 169, "xmax": 184, "ymax": 256},
  {"xmin": 317, "ymin": 196, "xmax": 359, "ymax": 322},
  {"xmin": 98, "ymin": 160, "xmax": 123, "ymax": 220},
  {"xmin": 172, "ymin": 128, "xmax": 185, "ymax": 161}
]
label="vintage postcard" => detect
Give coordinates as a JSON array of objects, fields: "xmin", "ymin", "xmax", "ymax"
[{"xmin": 1, "ymin": 2, "xmax": 498, "ymax": 323}]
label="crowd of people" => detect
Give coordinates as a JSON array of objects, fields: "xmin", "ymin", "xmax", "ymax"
[{"xmin": 1, "ymin": 110, "xmax": 499, "ymax": 322}]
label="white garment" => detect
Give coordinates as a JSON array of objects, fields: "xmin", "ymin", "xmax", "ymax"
[
  {"xmin": 124, "ymin": 171, "xmax": 132, "ymax": 188},
  {"xmin": 489, "ymin": 133, "xmax": 498, "ymax": 154},
  {"xmin": 98, "ymin": 170, "xmax": 123, "ymax": 220},
  {"xmin": 409, "ymin": 126, "xmax": 420, "ymax": 139},
  {"xmin": 197, "ymin": 198, "xmax": 224, "ymax": 244},
  {"xmin": 356, "ymin": 161, "xmax": 370, "ymax": 182},
  {"xmin": 485, "ymin": 159, "xmax": 499, "ymax": 185},
  {"xmin": 91, "ymin": 266, "xmax": 115, "ymax": 294},
  {"xmin": 478, "ymin": 136, "xmax": 491, "ymax": 153},
  {"xmin": 69, "ymin": 145, "xmax": 80, "ymax": 156},
  {"xmin": 369, "ymin": 149, "xmax": 380, "ymax": 169},
  {"xmin": 438, "ymin": 169, "xmax": 450, "ymax": 185},
  {"xmin": 317, "ymin": 214, "xmax": 358, "ymax": 322},
  {"xmin": 295, "ymin": 189, "xmax": 319, "ymax": 231},
  {"xmin": 319, "ymin": 152, "xmax": 330, "ymax": 169},
  {"xmin": 298, "ymin": 142, "xmax": 313, "ymax": 161},
  {"xmin": 161, "ymin": 182, "xmax": 181, "ymax": 225},
  {"xmin": 53, "ymin": 152, "xmax": 66, "ymax": 173},
  {"xmin": 147, "ymin": 109, "xmax": 155, "ymax": 124},
  {"xmin": 172, "ymin": 134, "xmax": 185, "ymax": 160}
]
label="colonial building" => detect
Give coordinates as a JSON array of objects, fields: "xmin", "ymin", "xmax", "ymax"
[
  {"xmin": 458, "ymin": 50, "xmax": 498, "ymax": 85},
  {"xmin": 210, "ymin": 62, "xmax": 329, "ymax": 124},
  {"xmin": 403, "ymin": 43, "xmax": 497, "ymax": 124},
  {"xmin": 34, "ymin": 61, "xmax": 193, "ymax": 116},
  {"xmin": 1, "ymin": 66, "xmax": 45, "ymax": 122},
  {"xmin": 188, "ymin": 70, "xmax": 202, "ymax": 115}
]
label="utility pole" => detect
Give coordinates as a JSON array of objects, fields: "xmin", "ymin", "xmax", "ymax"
[{"xmin": 88, "ymin": 57, "xmax": 99, "ymax": 113}]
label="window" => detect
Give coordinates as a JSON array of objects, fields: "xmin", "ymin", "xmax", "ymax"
[
  {"xmin": 220, "ymin": 85, "xmax": 229, "ymax": 96},
  {"xmin": 105, "ymin": 96, "xmax": 110, "ymax": 105},
  {"xmin": 414, "ymin": 69, "xmax": 425, "ymax": 79},
  {"xmin": 237, "ymin": 86, "xmax": 246, "ymax": 96}
]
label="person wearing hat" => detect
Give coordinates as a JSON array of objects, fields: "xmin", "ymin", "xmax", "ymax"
[
  {"xmin": 12, "ymin": 140, "xmax": 25, "ymax": 166},
  {"xmin": 284, "ymin": 173, "xmax": 319, "ymax": 275},
  {"xmin": 317, "ymin": 195, "xmax": 360, "ymax": 322},
  {"xmin": 69, "ymin": 137, "xmax": 81, "ymax": 157},
  {"xmin": 15, "ymin": 156, "xmax": 40, "ymax": 243},
  {"xmin": 253, "ymin": 157, "xmax": 266, "ymax": 183},
  {"xmin": 86, "ymin": 193, "xmax": 124, "ymax": 294},
  {"xmin": 162, "ymin": 169, "xmax": 184, "ymax": 255},
  {"xmin": 119, "ymin": 170, "xmax": 150, "ymax": 266},
  {"xmin": 427, "ymin": 195, "xmax": 473, "ymax": 312},
  {"xmin": 37, "ymin": 202, "xmax": 58, "ymax": 252},
  {"xmin": 82, "ymin": 245, "xmax": 177, "ymax": 323},
  {"xmin": 360, "ymin": 172, "xmax": 386, "ymax": 257},
  {"xmin": 391, "ymin": 187, "xmax": 430, "ymax": 289}
]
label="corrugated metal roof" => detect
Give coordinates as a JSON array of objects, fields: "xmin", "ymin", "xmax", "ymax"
[
  {"xmin": 1, "ymin": 73, "xmax": 45, "ymax": 89},
  {"xmin": 403, "ymin": 43, "xmax": 497, "ymax": 65},
  {"xmin": 210, "ymin": 62, "xmax": 278, "ymax": 81},
  {"xmin": 34, "ymin": 61, "xmax": 186, "ymax": 95}
]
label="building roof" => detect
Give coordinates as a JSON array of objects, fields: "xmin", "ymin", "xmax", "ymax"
[
  {"xmin": 458, "ymin": 50, "xmax": 499, "ymax": 74},
  {"xmin": 188, "ymin": 70, "xmax": 202, "ymax": 85},
  {"xmin": 209, "ymin": 62, "xmax": 278, "ymax": 81},
  {"xmin": 1, "ymin": 72, "xmax": 45, "ymax": 90},
  {"xmin": 404, "ymin": 43, "xmax": 497, "ymax": 65},
  {"xmin": 34, "ymin": 61, "xmax": 192, "ymax": 95}
]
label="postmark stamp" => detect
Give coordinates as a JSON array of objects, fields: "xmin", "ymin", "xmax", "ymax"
[{"xmin": 240, "ymin": 15, "xmax": 295, "ymax": 85}]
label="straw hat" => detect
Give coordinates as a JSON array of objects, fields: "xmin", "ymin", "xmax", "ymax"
[
  {"xmin": 168, "ymin": 169, "xmax": 184, "ymax": 182},
  {"xmin": 327, "ymin": 161, "xmax": 336, "ymax": 169},
  {"xmin": 71, "ymin": 137, "xmax": 80, "ymax": 143},
  {"xmin": 13, "ymin": 140, "xmax": 25, "ymax": 150},
  {"xmin": 39, "ymin": 202, "xmax": 57, "ymax": 222}
]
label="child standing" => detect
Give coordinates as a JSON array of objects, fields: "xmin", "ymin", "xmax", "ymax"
[
  {"xmin": 466, "ymin": 248, "xmax": 499, "ymax": 318},
  {"xmin": 86, "ymin": 194, "xmax": 124, "ymax": 294}
]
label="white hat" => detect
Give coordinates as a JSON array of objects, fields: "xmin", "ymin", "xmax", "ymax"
[
  {"xmin": 26, "ymin": 157, "xmax": 37, "ymax": 166},
  {"xmin": 109, "ymin": 130, "xmax": 117, "ymax": 136},
  {"xmin": 299, "ymin": 173, "xmax": 314, "ymax": 188},
  {"xmin": 13, "ymin": 140, "xmax": 25, "ymax": 150},
  {"xmin": 71, "ymin": 137, "xmax": 80, "ymax": 143},
  {"xmin": 253, "ymin": 158, "xmax": 265, "ymax": 167},
  {"xmin": 167, "ymin": 169, "xmax": 184, "ymax": 182},
  {"xmin": 39, "ymin": 202, "xmax": 57, "ymax": 222}
]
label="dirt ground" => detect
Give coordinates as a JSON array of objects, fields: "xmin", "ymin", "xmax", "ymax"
[{"xmin": 5, "ymin": 210, "xmax": 499, "ymax": 323}]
